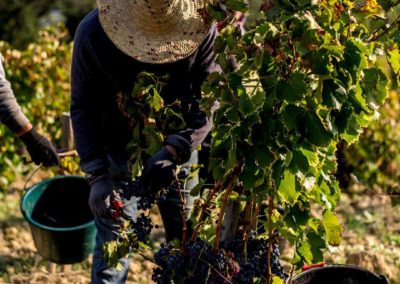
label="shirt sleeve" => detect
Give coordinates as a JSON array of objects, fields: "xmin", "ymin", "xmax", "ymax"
[
  {"xmin": 70, "ymin": 29, "xmax": 109, "ymax": 174},
  {"xmin": 177, "ymin": 24, "xmax": 221, "ymax": 153},
  {"xmin": 0, "ymin": 55, "xmax": 30, "ymax": 134}
]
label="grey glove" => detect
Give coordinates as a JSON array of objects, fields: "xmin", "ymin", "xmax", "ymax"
[{"xmin": 88, "ymin": 177, "xmax": 114, "ymax": 219}]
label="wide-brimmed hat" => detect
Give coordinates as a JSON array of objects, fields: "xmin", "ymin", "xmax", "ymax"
[{"xmin": 97, "ymin": 0, "xmax": 210, "ymax": 64}]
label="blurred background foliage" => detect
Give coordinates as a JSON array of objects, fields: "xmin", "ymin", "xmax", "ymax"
[
  {"xmin": 0, "ymin": 0, "xmax": 94, "ymax": 188},
  {"xmin": 0, "ymin": 27, "xmax": 73, "ymax": 188},
  {"xmin": 0, "ymin": 0, "xmax": 96, "ymax": 49}
]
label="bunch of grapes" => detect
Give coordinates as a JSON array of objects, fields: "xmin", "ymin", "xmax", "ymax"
[
  {"xmin": 127, "ymin": 179, "xmax": 159, "ymax": 210},
  {"xmin": 131, "ymin": 213, "xmax": 153, "ymax": 242},
  {"xmin": 152, "ymin": 243, "xmax": 186, "ymax": 284},
  {"xmin": 121, "ymin": 179, "xmax": 168, "ymax": 245},
  {"xmin": 228, "ymin": 238, "xmax": 287, "ymax": 283},
  {"xmin": 151, "ymin": 237, "xmax": 287, "ymax": 284}
]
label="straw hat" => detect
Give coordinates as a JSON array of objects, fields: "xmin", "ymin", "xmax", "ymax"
[{"xmin": 97, "ymin": 0, "xmax": 210, "ymax": 64}]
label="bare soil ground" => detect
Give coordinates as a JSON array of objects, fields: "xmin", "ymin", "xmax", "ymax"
[{"xmin": 0, "ymin": 178, "xmax": 399, "ymax": 284}]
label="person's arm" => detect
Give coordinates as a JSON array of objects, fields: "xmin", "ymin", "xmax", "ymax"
[
  {"xmin": 71, "ymin": 20, "xmax": 120, "ymax": 219},
  {"xmin": 0, "ymin": 55, "xmax": 31, "ymax": 135},
  {"xmin": 175, "ymin": 24, "xmax": 221, "ymax": 159},
  {"xmin": 0, "ymin": 55, "xmax": 59, "ymax": 166},
  {"xmin": 70, "ymin": 27, "xmax": 110, "ymax": 177}
]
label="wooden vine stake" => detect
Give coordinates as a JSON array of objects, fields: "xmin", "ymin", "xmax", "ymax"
[
  {"xmin": 214, "ymin": 161, "xmax": 242, "ymax": 252},
  {"xmin": 61, "ymin": 112, "xmax": 75, "ymax": 151},
  {"xmin": 220, "ymin": 199, "xmax": 241, "ymax": 249}
]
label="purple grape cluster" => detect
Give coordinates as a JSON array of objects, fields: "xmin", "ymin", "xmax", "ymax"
[
  {"xmin": 152, "ymin": 243, "xmax": 186, "ymax": 284},
  {"xmin": 127, "ymin": 180, "xmax": 158, "ymax": 210},
  {"xmin": 131, "ymin": 213, "xmax": 153, "ymax": 242},
  {"xmin": 228, "ymin": 238, "xmax": 287, "ymax": 283},
  {"xmin": 151, "ymin": 237, "xmax": 287, "ymax": 284},
  {"xmin": 124, "ymin": 181, "xmax": 170, "ymax": 243}
]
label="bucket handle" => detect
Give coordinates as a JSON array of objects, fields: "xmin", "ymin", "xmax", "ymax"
[
  {"xmin": 22, "ymin": 150, "xmax": 79, "ymax": 193},
  {"xmin": 20, "ymin": 165, "xmax": 43, "ymax": 219}
]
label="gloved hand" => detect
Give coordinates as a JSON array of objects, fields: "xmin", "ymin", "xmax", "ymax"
[
  {"xmin": 88, "ymin": 176, "xmax": 114, "ymax": 219},
  {"xmin": 141, "ymin": 134, "xmax": 191, "ymax": 192},
  {"xmin": 20, "ymin": 128, "xmax": 59, "ymax": 166},
  {"xmin": 141, "ymin": 147, "xmax": 177, "ymax": 191}
]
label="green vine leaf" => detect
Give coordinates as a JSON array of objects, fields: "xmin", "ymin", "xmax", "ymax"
[
  {"xmin": 362, "ymin": 67, "xmax": 389, "ymax": 107},
  {"xmin": 322, "ymin": 210, "xmax": 343, "ymax": 246},
  {"xmin": 282, "ymin": 104, "xmax": 305, "ymax": 131},
  {"xmin": 307, "ymin": 231, "xmax": 325, "ymax": 263},
  {"xmin": 284, "ymin": 203, "xmax": 310, "ymax": 230},
  {"xmin": 277, "ymin": 170, "xmax": 300, "ymax": 206},
  {"xmin": 272, "ymin": 275, "xmax": 284, "ymax": 284},
  {"xmin": 207, "ymin": 4, "xmax": 226, "ymax": 21},
  {"xmin": 254, "ymin": 146, "xmax": 276, "ymax": 168},
  {"xmin": 297, "ymin": 240, "xmax": 313, "ymax": 264},
  {"xmin": 190, "ymin": 178, "xmax": 205, "ymax": 197},
  {"xmin": 304, "ymin": 110, "xmax": 333, "ymax": 146},
  {"xmin": 226, "ymin": 0, "xmax": 249, "ymax": 12},
  {"xmin": 278, "ymin": 72, "xmax": 308, "ymax": 103},
  {"xmin": 341, "ymin": 112, "xmax": 370, "ymax": 144}
]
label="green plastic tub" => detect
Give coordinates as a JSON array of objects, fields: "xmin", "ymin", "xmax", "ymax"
[{"xmin": 20, "ymin": 176, "xmax": 96, "ymax": 264}]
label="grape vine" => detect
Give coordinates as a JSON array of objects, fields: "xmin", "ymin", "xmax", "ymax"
[{"xmin": 103, "ymin": 0, "xmax": 399, "ymax": 283}]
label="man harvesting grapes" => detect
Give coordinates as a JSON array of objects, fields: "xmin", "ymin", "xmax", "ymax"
[
  {"xmin": 70, "ymin": 0, "xmax": 219, "ymax": 282},
  {"xmin": 0, "ymin": 55, "xmax": 59, "ymax": 167}
]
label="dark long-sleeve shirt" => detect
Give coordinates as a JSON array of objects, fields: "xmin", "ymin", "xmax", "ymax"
[
  {"xmin": 71, "ymin": 9, "xmax": 220, "ymax": 174},
  {"xmin": 0, "ymin": 55, "xmax": 30, "ymax": 134}
]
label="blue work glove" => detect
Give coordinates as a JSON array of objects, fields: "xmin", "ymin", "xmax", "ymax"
[
  {"xmin": 141, "ymin": 134, "xmax": 191, "ymax": 192},
  {"xmin": 20, "ymin": 128, "xmax": 59, "ymax": 167}
]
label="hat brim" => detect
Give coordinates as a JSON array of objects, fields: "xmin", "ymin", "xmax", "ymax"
[{"xmin": 97, "ymin": 0, "xmax": 210, "ymax": 64}]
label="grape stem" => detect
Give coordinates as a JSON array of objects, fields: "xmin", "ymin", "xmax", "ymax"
[
  {"xmin": 288, "ymin": 263, "xmax": 295, "ymax": 284},
  {"xmin": 138, "ymin": 252, "xmax": 157, "ymax": 265},
  {"xmin": 198, "ymin": 257, "xmax": 233, "ymax": 284},
  {"xmin": 367, "ymin": 15, "xmax": 400, "ymax": 42},
  {"xmin": 191, "ymin": 180, "xmax": 222, "ymax": 241}
]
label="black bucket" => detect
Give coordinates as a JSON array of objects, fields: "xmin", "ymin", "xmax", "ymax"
[
  {"xmin": 20, "ymin": 176, "xmax": 96, "ymax": 264},
  {"xmin": 290, "ymin": 264, "xmax": 390, "ymax": 284}
]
